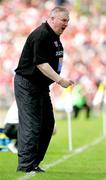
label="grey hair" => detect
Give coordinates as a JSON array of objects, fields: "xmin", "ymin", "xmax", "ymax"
[{"xmin": 49, "ymin": 6, "xmax": 69, "ymax": 18}]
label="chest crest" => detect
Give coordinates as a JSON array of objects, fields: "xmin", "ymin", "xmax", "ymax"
[{"xmin": 54, "ymin": 41, "xmax": 63, "ymax": 57}]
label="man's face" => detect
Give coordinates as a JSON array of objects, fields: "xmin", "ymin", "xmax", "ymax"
[{"xmin": 52, "ymin": 12, "xmax": 69, "ymax": 35}]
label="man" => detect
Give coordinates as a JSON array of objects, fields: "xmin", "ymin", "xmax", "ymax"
[{"xmin": 14, "ymin": 6, "xmax": 74, "ymax": 173}]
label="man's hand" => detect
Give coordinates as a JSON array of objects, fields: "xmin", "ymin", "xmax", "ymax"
[
  {"xmin": 37, "ymin": 63, "xmax": 75, "ymax": 88},
  {"xmin": 57, "ymin": 78, "xmax": 75, "ymax": 88}
]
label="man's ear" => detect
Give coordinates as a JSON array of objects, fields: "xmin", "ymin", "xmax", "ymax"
[{"xmin": 51, "ymin": 16, "xmax": 55, "ymax": 21}]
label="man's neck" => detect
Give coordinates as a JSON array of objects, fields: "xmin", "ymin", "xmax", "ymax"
[{"xmin": 47, "ymin": 19, "xmax": 59, "ymax": 36}]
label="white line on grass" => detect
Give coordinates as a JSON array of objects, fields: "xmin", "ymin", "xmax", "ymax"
[
  {"xmin": 43, "ymin": 136, "xmax": 105, "ymax": 170},
  {"xmin": 17, "ymin": 136, "xmax": 105, "ymax": 180}
]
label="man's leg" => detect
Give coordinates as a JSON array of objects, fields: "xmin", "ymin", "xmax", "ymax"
[
  {"xmin": 14, "ymin": 75, "xmax": 43, "ymax": 172},
  {"xmin": 36, "ymin": 93, "xmax": 55, "ymax": 165}
]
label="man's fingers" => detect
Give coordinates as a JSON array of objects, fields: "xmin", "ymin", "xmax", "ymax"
[{"xmin": 69, "ymin": 80, "xmax": 75, "ymax": 85}]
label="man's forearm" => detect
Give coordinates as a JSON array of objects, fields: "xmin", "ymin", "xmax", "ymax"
[
  {"xmin": 37, "ymin": 63, "xmax": 62, "ymax": 83},
  {"xmin": 37, "ymin": 63, "xmax": 74, "ymax": 88}
]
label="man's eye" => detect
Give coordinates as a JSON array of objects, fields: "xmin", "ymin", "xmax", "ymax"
[{"xmin": 62, "ymin": 19, "xmax": 69, "ymax": 23}]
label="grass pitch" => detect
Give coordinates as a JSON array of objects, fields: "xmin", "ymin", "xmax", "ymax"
[{"xmin": 0, "ymin": 111, "xmax": 106, "ymax": 180}]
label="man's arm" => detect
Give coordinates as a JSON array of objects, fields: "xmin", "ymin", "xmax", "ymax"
[{"xmin": 37, "ymin": 63, "xmax": 74, "ymax": 88}]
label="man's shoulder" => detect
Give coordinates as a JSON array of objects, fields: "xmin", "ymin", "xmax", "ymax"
[{"xmin": 30, "ymin": 23, "xmax": 49, "ymax": 40}]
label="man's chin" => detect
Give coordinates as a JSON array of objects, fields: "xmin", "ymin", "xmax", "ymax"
[{"xmin": 59, "ymin": 29, "xmax": 64, "ymax": 35}]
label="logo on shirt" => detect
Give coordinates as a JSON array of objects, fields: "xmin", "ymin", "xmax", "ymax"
[
  {"xmin": 54, "ymin": 41, "xmax": 63, "ymax": 57},
  {"xmin": 54, "ymin": 41, "xmax": 59, "ymax": 47},
  {"xmin": 56, "ymin": 51, "xmax": 63, "ymax": 56}
]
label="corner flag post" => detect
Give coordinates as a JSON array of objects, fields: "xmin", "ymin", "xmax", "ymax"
[
  {"xmin": 62, "ymin": 87, "xmax": 73, "ymax": 152},
  {"xmin": 67, "ymin": 110, "xmax": 73, "ymax": 152}
]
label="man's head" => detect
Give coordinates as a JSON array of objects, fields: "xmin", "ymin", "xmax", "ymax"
[{"xmin": 47, "ymin": 6, "xmax": 69, "ymax": 36}]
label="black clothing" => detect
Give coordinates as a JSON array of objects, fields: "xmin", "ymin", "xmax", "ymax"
[
  {"xmin": 4, "ymin": 123, "xmax": 18, "ymax": 139},
  {"xmin": 4, "ymin": 123, "xmax": 18, "ymax": 148},
  {"xmin": 15, "ymin": 75, "xmax": 54, "ymax": 171},
  {"xmin": 15, "ymin": 22, "xmax": 63, "ymax": 88},
  {"xmin": 14, "ymin": 22, "xmax": 63, "ymax": 172},
  {"xmin": 73, "ymin": 103, "xmax": 90, "ymax": 119}
]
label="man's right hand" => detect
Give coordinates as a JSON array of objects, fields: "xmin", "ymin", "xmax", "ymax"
[{"xmin": 57, "ymin": 78, "xmax": 75, "ymax": 88}]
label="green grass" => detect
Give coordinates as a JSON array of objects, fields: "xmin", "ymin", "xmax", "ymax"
[{"xmin": 0, "ymin": 111, "xmax": 106, "ymax": 180}]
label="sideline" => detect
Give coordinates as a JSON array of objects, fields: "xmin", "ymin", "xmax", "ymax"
[{"xmin": 17, "ymin": 136, "xmax": 105, "ymax": 180}]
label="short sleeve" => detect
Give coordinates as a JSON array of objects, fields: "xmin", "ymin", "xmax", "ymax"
[{"xmin": 33, "ymin": 37, "xmax": 50, "ymax": 65}]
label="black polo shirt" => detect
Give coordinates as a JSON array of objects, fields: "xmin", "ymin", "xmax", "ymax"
[{"xmin": 15, "ymin": 21, "xmax": 63, "ymax": 88}]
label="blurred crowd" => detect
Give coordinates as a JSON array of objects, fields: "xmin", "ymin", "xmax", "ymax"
[{"xmin": 0, "ymin": 0, "xmax": 106, "ymax": 111}]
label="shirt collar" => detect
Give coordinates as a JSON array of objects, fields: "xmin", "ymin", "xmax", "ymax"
[{"xmin": 44, "ymin": 21, "xmax": 60, "ymax": 39}]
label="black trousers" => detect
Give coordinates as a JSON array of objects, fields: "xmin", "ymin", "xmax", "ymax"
[
  {"xmin": 14, "ymin": 75, "xmax": 55, "ymax": 172},
  {"xmin": 73, "ymin": 103, "xmax": 90, "ymax": 118},
  {"xmin": 4, "ymin": 123, "xmax": 18, "ymax": 139}
]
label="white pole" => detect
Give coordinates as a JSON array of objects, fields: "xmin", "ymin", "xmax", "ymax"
[
  {"xmin": 67, "ymin": 110, "xmax": 73, "ymax": 152},
  {"xmin": 63, "ymin": 91, "xmax": 73, "ymax": 152}
]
